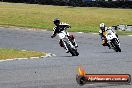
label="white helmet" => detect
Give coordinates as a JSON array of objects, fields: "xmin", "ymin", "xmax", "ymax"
[
  {"xmin": 99, "ymin": 23, "xmax": 106, "ymax": 31},
  {"xmin": 100, "ymin": 23, "xmax": 105, "ymax": 28}
]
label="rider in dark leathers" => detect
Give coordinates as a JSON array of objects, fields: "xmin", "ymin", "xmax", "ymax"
[{"xmin": 51, "ymin": 18, "xmax": 78, "ymax": 53}]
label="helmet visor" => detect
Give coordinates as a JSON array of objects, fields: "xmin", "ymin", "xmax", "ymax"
[{"xmin": 100, "ymin": 27, "xmax": 105, "ymax": 30}]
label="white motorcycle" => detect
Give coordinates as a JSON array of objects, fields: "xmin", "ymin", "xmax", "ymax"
[
  {"xmin": 57, "ymin": 29, "xmax": 79, "ymax": 56},
  {"xmin": 105, "ymin": 29, "xmax": 121, "ymax": 52}
]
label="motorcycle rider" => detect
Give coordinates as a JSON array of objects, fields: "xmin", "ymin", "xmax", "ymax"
[
  {"xmin": 99, "ymin": 23, "xmax": 119, "ymax": 48},
  {"xmin": 51, "ymin": 18, "xmax": 78, "ymax": 53},
  {"xmin": 99, "ymin": 23, "xmax": 110, "ymax": 48}
]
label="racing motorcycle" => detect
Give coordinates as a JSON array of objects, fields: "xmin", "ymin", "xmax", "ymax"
[
  {"xmin": 105, "ymin": 28, "xmax": 121, "ymax": 52},
  {"xmin": 57, "ymin": 29, "xmax": 79, "ymax": 56}
]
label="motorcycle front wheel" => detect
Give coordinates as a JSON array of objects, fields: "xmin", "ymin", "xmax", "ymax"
[
  {"xmin": 111, "ymin": 39, "xmax": 121, "ymax": 52},
  {"xmin": 64, "ymin": 41, "xmax": 79, "ymax": 56}
]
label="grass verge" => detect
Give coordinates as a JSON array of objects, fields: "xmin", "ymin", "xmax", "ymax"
[
  {"xmin": 0, "ymin": 48, "xmax": 46, "ymax": 60},
  {"xmin": 0, "ymin": 2, "xmax": 132, "ymax": 34}
]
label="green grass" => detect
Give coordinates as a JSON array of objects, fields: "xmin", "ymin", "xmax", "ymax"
[
  {"xmin": 0, "ymin": 2, "xmax": 132, "ymax": 34},
  {"xmin": 0, "ymin": 48, "xmax": 46, "ymax": 60}
]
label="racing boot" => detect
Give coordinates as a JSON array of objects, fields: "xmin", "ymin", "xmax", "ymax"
[
  {"xmin": 102, "ymin": 39, "xmax": 111, "ymax": 49},
  {"xmin": 102, "ymin": 39, "xmax": 107, "ymax": 46},
  {"xmin": 59, "ymin": 39, "xmax": 64, "ymax": 47}
]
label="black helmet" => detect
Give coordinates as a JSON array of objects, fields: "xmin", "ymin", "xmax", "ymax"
[{"xmin": 53, "ymin": 18, "xmax": 60, "ymax": 24}]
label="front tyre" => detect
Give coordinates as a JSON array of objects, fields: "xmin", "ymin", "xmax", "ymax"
[
  {"xmin": 71, "ymin": 49, "xmax": 79, "ymax": 56},
  {"xmin": 64, "ymin": 41, "xmax": 79, "ymax": 56},
  {"xmin": 111, "ymin": 39, "xmax": 121, "ymax": 52}
]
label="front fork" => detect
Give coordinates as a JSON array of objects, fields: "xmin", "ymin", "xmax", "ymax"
[
  {"xmin": 62, "ymin": 39, "xmax": 75, "ymax": 51},
  {"xmin": 73, "ymin": 39, "xmax": 78, "ymax": 47},
  {"xmin": 68, "ymin": 35, "xmax": 78, "ymax": 48},
  {"xmin": 109, "ymin": 38, "xmax": 120, "ymax": 48}
]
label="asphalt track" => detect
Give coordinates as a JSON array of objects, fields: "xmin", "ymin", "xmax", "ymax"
[{"xmin": 0, "ymin": 27, "xmax": 132, "ymax": 88}]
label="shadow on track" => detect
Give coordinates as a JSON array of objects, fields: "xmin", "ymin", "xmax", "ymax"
[
  {"xmin": 60, "ymin": 56, "xmax": 74, "ymax": 57},
  {"xmin": 94, "ymin": 51, "xmax": 115, "ymax": 53}
]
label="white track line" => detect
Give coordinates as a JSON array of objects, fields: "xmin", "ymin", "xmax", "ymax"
[
  {"xmin": 77, "ymin": 32, "xmax": 84, "ymax": 34},
  {"xmin": 128, "ymin": 35, "xmax": 132, "ymax": 36},
  {"xmin": 92, "ymin": 33, "xmax": 98, "ymax": 35},
  {"xmin": 0, "ymin": 53, "xmax": 56, "ymax": 62}
]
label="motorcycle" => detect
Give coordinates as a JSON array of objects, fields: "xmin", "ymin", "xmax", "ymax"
[
  {"xmin": 57, "ymin": 29, "xmax": 79, "ymax": 56},
  {"xmin": 105, "ymin": 29, "xmax": 121, "ymax": 52}
]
